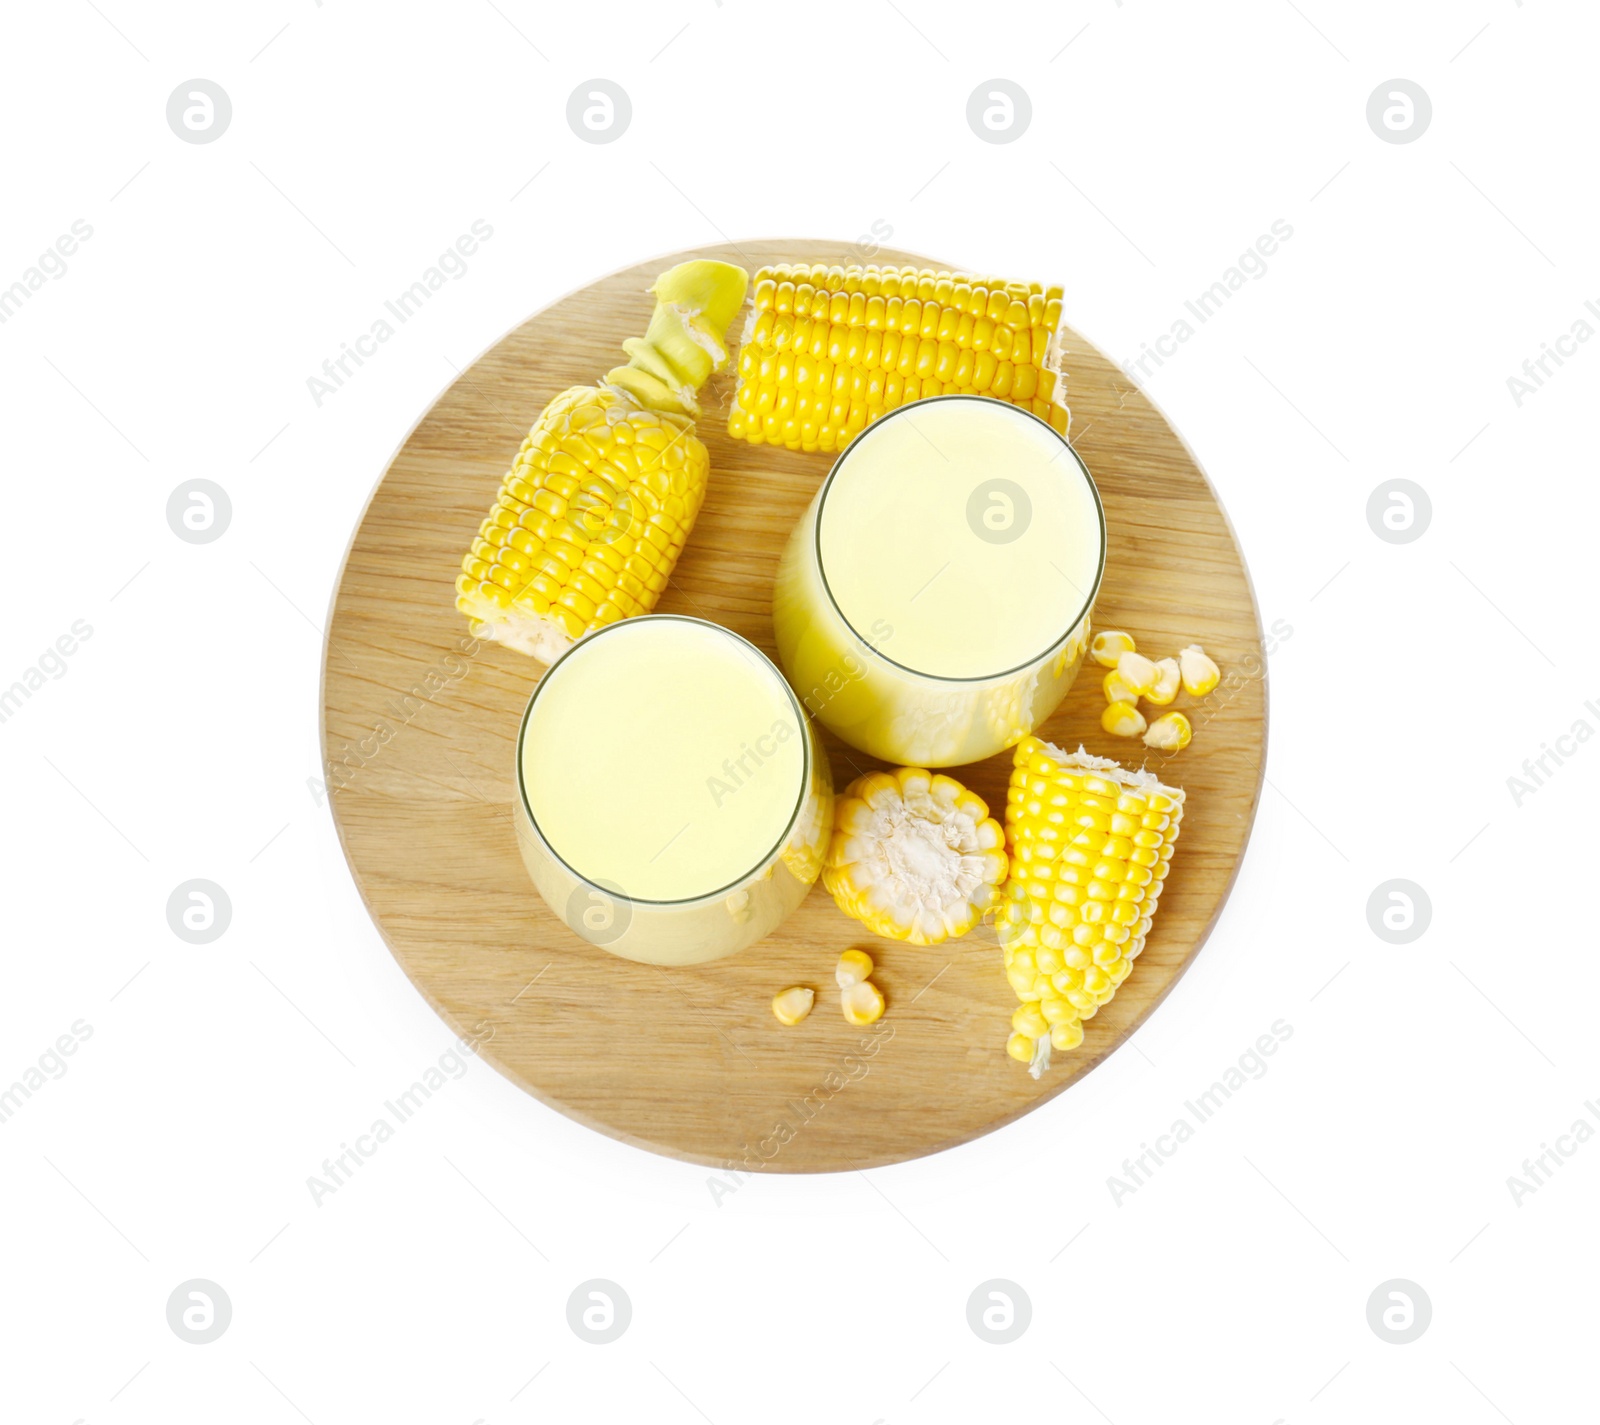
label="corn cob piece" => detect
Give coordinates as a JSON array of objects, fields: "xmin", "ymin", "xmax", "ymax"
[
  {"xmin": 998, "ymin": 738, "xmax": 1184, "ymax": 1077},
  {"xmin": 455, "ymin": 260, "xmax": 748, "ymax": 661},
  {"xmin": 727, "ymin": 263, "xmax": 1069, "ymax": 453},
  {"xmin": 824, "ymin": 767, "xmax": 1008, "ymax": 946}
]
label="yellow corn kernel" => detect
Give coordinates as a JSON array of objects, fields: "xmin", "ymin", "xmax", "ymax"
[
  {"xmin": 841, "ymin": 978, "xmax": 885, "ymax": 1026},
  {"xmin": 457, "ymin": 260, "xmax": 748, "ymax": 662},
  {"xmin": 1102, "ymin": 701, "xmax": 1147, "ymax": 738},
  {"xmin": 997, "ymin": 739, "xmax": 1184, "ymax": 1072},
  {"xmin": 1040, "ymin": 995, "xmax": 1075, "ymax": 1025},
  {"xmin": 1145, "ymin": 658, "xmax": 1181, "ymax": 706},
  {"xmin": 1116, "ymin": 650, "xmax": 1159, "ymax": 697},
  {"xmin": 1103, "ymin": 670, "xmax": 1140, "ymax": 705},
  {"xmin": 823, "ymin": 766, "xmax": 1008, "ymax": 945},
  {"xmin": 1050, "ymin": 1020, "xmax": 1084, "ymax": 1051},
  {"xmin": 771, "ymin": 986, "xmax": 815, "ymax": 1026},
  {"xmin": 1143, "ymin": 711, "xmax": 1193, "ymax": 751},
  {"xmin": 836, "ymin": 949, "xmax": 875, "ymax": 988},
  {"xmin": 1179, "ymin": 644, "xmax": 1221, "ymax": 696},
  {"xmin": 1090, "ymin": 629, "xmax": 1136, "ymax": 668},
  {"xmin": 728, "ymin": 263, "xmax": 1070, "ymax": 450},
  {"xmin": 1012, "ymin": 1002, "xmax": 1049, "ymax": 1038}
]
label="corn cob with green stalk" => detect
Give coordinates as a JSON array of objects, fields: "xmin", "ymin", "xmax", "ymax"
[{"xmin": 456, "ymin": 260, "xmax": 748, "ymax": 661}]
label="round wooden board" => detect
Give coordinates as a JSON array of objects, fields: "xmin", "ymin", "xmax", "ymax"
[{"xmin": 321, "ymin": 241, "xmax": 1267, "ymax": 1172}]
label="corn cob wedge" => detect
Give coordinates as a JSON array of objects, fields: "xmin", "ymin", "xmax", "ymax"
[
  {"xmin": 728, "ymin": 263, "xmax": 1069, "ymax": 453},
  {"xmin": 998, "ymin": 738, "xmax": 1184, "ymax": 1076},
  {"xmin": 456, "ymin": 260, "xmax": 748, "ymax": 661}
]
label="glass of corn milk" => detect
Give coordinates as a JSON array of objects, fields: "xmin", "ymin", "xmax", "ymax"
[
  {"xmin": 772, "ymin": 395, "xmax": 1105, "ymax": 767},
  {"xmin": 515, "ymin": 615, "xmax": 833, "ymax": 964}
]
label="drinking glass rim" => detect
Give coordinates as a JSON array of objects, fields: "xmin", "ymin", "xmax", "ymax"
[
  {"xmin": 515, "ymin": 613, "xmax": 815, "ymax": 908},
  {"xmin": 812, "ymin": 394, "xmax": 1107, "ymax": 684}
]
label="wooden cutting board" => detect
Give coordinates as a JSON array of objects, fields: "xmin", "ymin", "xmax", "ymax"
[{"xmin": 321, "ymin": 240, "xmax": 1267, "ymax": 1172}]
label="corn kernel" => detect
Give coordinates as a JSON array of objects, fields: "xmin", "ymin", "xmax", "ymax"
[
  {"xmin": 1091, "ymin": 629, "xmax": 1136, "ymax": 668},
  {"xmin": 1050, "ymin": 1020, "xmax": 1084, "ymax": 1051},
  {"xmin": 1012, "ymin": 1002, "xmax": 1049, "ymax": 1038},
  {"xmin": 1040, "ymin": 995, "xmax": 1075, "ymax": 1025},
  {"xmin": 1143, "ymin": 712, "xmax": 1193, "ymax": 751},
  {"xmin": 1145, "ymin": 658, "xmax": 1181, "ymax": 706},
  {"xmin": 836, "ymin": 949, "xmax": 875, "ymax": 988},
  {"xmin": 1179, "ymin": 644, "xmax": 1220, "ymax": 696},
  {"xmin": 1102, "ymin": 701, "xmax": 1147, "ymax": 738},
  {"xmin": 1116, "ymin": 651, "xmax": 1159, "ymax": 697},
  {"xmin": 771, "ymin": 986, "xmax": 815, "ymax": 1026},
  {"xmin": 841, "ymin": 978, "xmax": 885, "ymax": 1025},
  {"xmin": 1103, "ymin": 670, "xmax": 1140, "ymax": 704},
  {"xmin": 1006, "ymin": 1031, "xmax": 1036, "ymax": 1063}
]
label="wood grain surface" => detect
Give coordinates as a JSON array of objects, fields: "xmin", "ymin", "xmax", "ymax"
[{"xmin": 320, "ymin": 240, "xmax": 1267, "ymax": 1172}]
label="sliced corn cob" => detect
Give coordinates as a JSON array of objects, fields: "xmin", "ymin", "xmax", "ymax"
[
  {"xmin": 823, "ymin": 767, "xmax": 1008, "ymax": 946},
  {"xmin": 998, "ymin": 739, "xmax": 1184, "ymax": 1077},
  {"xmin": 456, "ymin": 260, "xmax": 748, "ymax": 661},
  {"xmin": 727, "ymin": 263, "xmax": 1069, "ymax": 452}
]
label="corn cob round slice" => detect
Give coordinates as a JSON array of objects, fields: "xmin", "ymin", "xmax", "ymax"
[
  {"xmin": 823, "ymin": 767, "xmax": 1008, "ymax": 946},
  {"xmin": 998, "ymin": 737, "xmax": 1184, "ymax": 1076},
  {"xmin": 456, "ymin": 260, "xmax": 748, "ymax": 661},
  {"xmin": 727, "ymin": 262, "xmax": 1069, "ymax": 453}
]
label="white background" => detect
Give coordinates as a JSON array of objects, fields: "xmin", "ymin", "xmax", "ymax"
[{"xmin": 2, "ymin": 1, "xmax": 1595, "ymax": 1421}]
